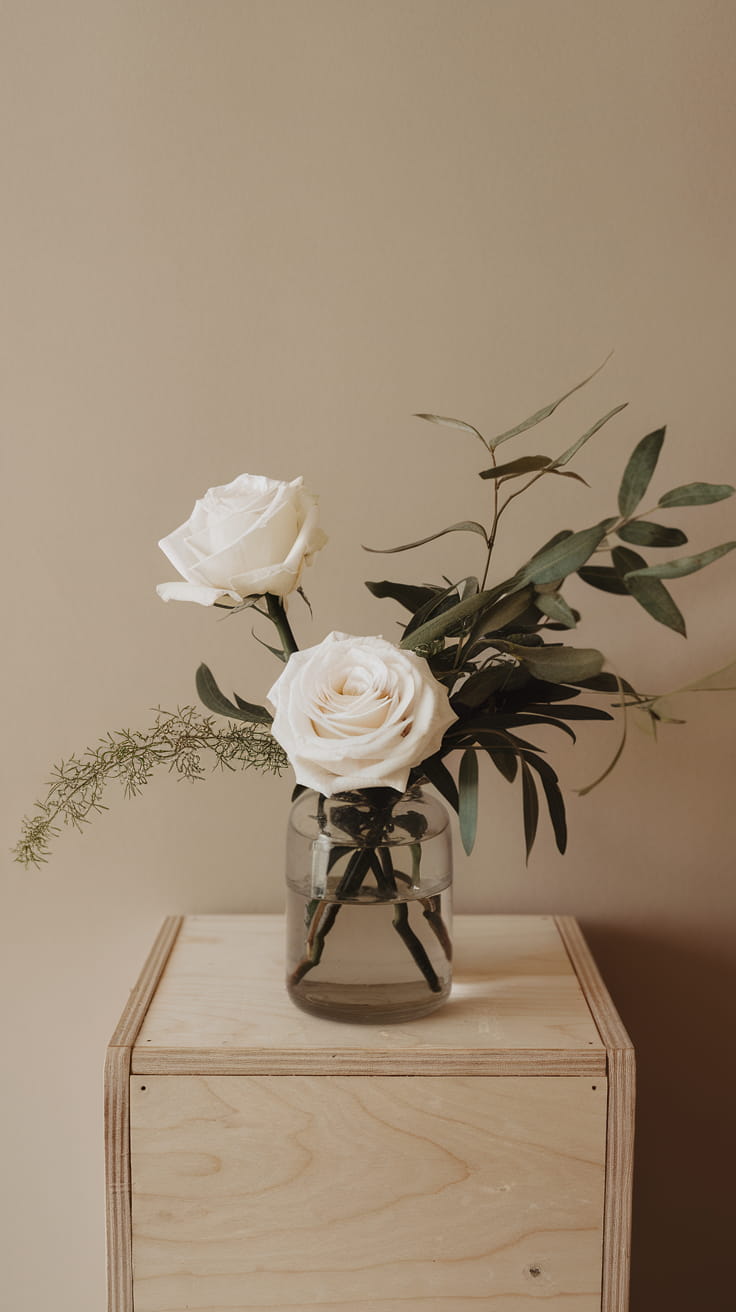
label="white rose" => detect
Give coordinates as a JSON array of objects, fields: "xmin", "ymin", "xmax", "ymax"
[
  {"xmin": 157, "ymin": 473, "xmax": 327, "ymax": 606},
  {"xmin": 267, "ymin": 632, "xmax": 458, "ymax": 796}
]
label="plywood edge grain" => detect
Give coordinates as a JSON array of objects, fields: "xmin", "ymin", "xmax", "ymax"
[
  {"xmin": 131, "ymin": 1045, "xmax": 606, "ymax": 1077},
  {"xmin": 554, "ymin": 916, "xmax": 635, "ymax": 1312},
  {"xmin": 104, "ymin": 916, "xmax": 184, "ymax": 1312},
  {"xmin": 603, "ymin": 1044, "xmax": 635, "ymax": 1312},
  {"xmin": 553, "ymin": 916, "xmax": 633, "ymax": 1052}
]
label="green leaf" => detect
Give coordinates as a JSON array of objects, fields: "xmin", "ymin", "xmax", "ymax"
[
  {"xmin": 251, "ymin": 629, "xmax": 288, "ymax": 662},
  {"xmin": 401, "ymin": 584, "xmax": 521, "ymax": 651},
  {"xmin": 550, "ymin": 469, "xmax": 591, "ymax": 487},
  {"xmin": 521, "ymin": 519, "xmax": 616, "ymax": 586},
  {"xmin": 403, "ymin": 576, "xmax": 478, "ymax": 639},
  {"xmin": 618, "ymin": 426, "xmax": 666, "ymax": 516},
  {"xmin": 233, "ymin": 693, "xmax": 274, "ymax": 725},
  {"xmin": 421, "ymin": 754, "xmax": 459, "ymax": 812},
  {"xmin": 479, "ymin": 454, "xmax": 552, "ymax": 480},
  {"xmin": 485, "ymin": 745, "xmax": 519, "ymax": 783},
  {"xmin": 535, "ymin": 593, "xmax": 577, "ymax": 627},
  {"xmin": 658, "ymin": 482, "xmax": 735, "ymax": 508},
  {"xmin": 451, "ymin": 666, "xmax": 506, "ymax": 711},
  {"xmin": 611, "ymin": 544, "xmax": 686, "ymax": 634},
  {"xmin": 574, "ymin": 672, "xmax": 640, "ymax": 697},
  {"xmin": 493, "ymin": 640, "xmax": 606, "ymax": 684},
  {"xmin": 488, "ymin": 354, "xmax": 613, "ymax": 448},
  {"xmin": 623, "ymin": 575, "xmax": 687, "ymax": 636},
  {"xmin": 414, "ymin": 413, "xmax": 488, "ymax": 449},
  {"xmin": 611, "ymin": 545, "xmax": 646, "ymax": 576},
  {"xmin": 523, "ymin": 755, "xmax": 567, "ymax": 854},
  {"xmin": 467, "ymin": 585, "xmax": 536, "ymax": 643},
  {"xmin": 623, "ymin": 541, "xmax": 736, "ymax": 580},
  {"xmin": 365, "ymin": 580, "xmax": 442, "ymax": 613},
  {"xmin": 364, "ymin": 520, "xmax": 488, "ymax": 554},
  {"xmin": 523, "ymin": 703, "xmax": 613, "ymax": 722},
  {"xmin": 195, "ymin": 664, "xmax": 273, "ymax": 724},
  {"xmin": 458, "ymin": 749, "xmax": 479, "ymax": 855},
  {"xmin": 552, "ymin": 403, "xmax": 628, "ymax": 468},
  {"xmin": 531, "ymin": 529, "xmax": 574, "ymax": 558},
  {"xmin": 578, "ymin": 565, "xmax": 629, "ymax": 595},
  {"xmin": 520, "ymin": 760, "xmax": 539, "ymax": 862},
  {"xmin": 617, "ymin": 521, "xmax": 688, "ymax": 548}
]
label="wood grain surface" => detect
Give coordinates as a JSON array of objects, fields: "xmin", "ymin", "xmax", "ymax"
[
  {"xmin": 555, "ymin": 917, "xmax": 635, "ymax": 1312},
  {"xmin": 105, "ymin": 916, "xmax": 184, "ymax": 1312},
  {"xmin": 130, "ymin": 1073, "xmax": 608, "ymax": 1311},
  {"xmin": 132, "ymin": 914, "xmax": 605, "ymax": 1076}
]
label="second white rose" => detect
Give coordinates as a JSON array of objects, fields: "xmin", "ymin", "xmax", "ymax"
[
  {"xmin": 267, "ymin": 632, "xmax": 458, "ymax": 796},
  {"xmin": 157, "ymin": 473, "xmax": 327, "ymax": 606}
]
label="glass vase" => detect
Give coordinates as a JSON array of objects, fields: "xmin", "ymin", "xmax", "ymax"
[{"xmin": 285, "ymin": 785, "xmax": 452, "ymax": 1024}]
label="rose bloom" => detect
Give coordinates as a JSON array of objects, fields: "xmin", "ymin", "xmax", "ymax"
[
  {"xmin": 267, "ymin": 632, "xmax": 457, "ymax": 796},
  {"xmin": 157, "ymin": 473, "xmax": 327, "ymax": 605}
]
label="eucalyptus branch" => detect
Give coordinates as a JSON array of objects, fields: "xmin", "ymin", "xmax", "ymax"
[
  {"xmin": 479, "ymin": 443, "xmax": 500, "ymax": 591},
  {"xmin": 14, "ymin": 707, "xmax": 288, "ymax": 868}
]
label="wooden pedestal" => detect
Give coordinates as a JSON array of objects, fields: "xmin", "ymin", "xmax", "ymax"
[{"xmin": 105, "ymin": 914, "xmax": 634, "ymax": 1311}]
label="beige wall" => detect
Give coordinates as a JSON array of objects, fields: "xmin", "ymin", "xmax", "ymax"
[{"xmin": 3, "ymin": 2, "xmax": 735, "ymax": 1307}]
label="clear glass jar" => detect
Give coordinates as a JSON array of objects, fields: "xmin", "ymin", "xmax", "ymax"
[{"xmin": 285, "ymin": 786, "xmax": 452, "ymax": 1023}]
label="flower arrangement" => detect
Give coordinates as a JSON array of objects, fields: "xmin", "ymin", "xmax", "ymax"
[{"xmin": 16, "ymin": 365, "xmax": 735, "ymax": 873}]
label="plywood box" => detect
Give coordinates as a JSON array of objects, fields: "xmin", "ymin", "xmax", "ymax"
[{"xmin": 105, "ymin": 914, "xmax": 634, "ymax": 1311}]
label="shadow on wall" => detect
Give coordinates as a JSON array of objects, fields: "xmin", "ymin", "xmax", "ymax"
[{"xmin": 584, "ymin": 922, "xmax": 736, "ymax": 1311}]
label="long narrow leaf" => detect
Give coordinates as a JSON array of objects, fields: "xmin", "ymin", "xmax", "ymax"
[
  {"xmin": 414, "ymin": 413, "xmax": 488, "ymax": 449},
  {"xmin": 467, "ymin": 585, "xmax": 536, "ymax": 643},
  {"xmin": 623, "ymin": 575, "xmax": 687, "ymax": 635},
  {"xmin": 624, "ymin": 541, "xmax": 736, "ymax": 580},
  {"xmin": 251, "ymin": 629, "xmax": 288, "ymax": 662},
  {"xmin": 618, "ymin": 427, "xmax": 666, "ymax": 516},
  {"xmin": 233, "ymin": 693, "xmax": 274, "ymax": 725},
  {"xmin": 458, "ymin": 749, "xmax": 479, "ymax": 855},
  {"xmin": 365, "ymin": 580, "xmax": 442, "ymax": 612},
  {"xmin": 520, "ymin": 760, "xmax": 539, "ymax": 861},
  {"xmin": 611, "ymin": 545, "xmax": 646, "ymax": 575},
  {"xmin": 491, "ymin": 639, "xmax": 606, "ymax": 684},
  {"xmin": 401, "ymin": 582, "xmax": 523, "ymax": 651},
  {"xmin": 485, "ymin": 745, "xmax": 519, "ymax": 783},
  {"xmin": 611, "ymin": 545, "xmax": 686, "ymax": 635},
  {"xmin": 573, "ymin": 672, "xmax": 640, "ymax": 697},
  {"xmin": 578, "ymin": 565, "xmax": 629, "ymax": 595},
  {"xmin": 488, "ymin": 354, "xmax": 613, "ymax": 448},
  {"xmin": 523, "ymin": 754, "xmax": 568, "ymax": 854},
  {"xmin": 403, "ymin": 576, "xmax": 477, "ymax": 638},
  {"xmin": 421, "ymin": 754, "xmax": 459, "ymax": 812},
  {"xmin": 195, "ymin": 664, "xmax": 267, "ymax": 723},
  {"xmin": 479, "ymin": 454, "xmax": 552, "ymax": 480},
  {"xmin": 658, "ymin": 482, "xmax": 735, "ymax": 508},
  {"xmin": 522, "ymin": 703, "xmax": 613, "ymax": 721},
  {"xmin": 552, "ymin": 402, "xmax": 628, "ymax": 468},
  {"xmin": 536, "ymin": 593, "xmax": 577, "ymax": 627},
  {"xmin": 617, "ymin": 521, "xmax": 687, "ymax": 548},
  {"xmin": 364, "ymin": 520, "xmax": 487, "ymax": 555},
  {"xmin": 531, "ymin": 529, "xmax": 574, "ymax": 559},
  {"xmin": 521, "ymin": 519, "xmax": 616, "ymax": 586}
]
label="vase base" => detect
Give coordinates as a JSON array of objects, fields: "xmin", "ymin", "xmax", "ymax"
[{"xmin": 286, "ymin": 978, "xmax": 451, "ymax": 1025}]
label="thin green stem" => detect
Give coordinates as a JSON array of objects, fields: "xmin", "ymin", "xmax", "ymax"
[
  {"xmin": 392, "ymin": 902, "xmax": 442, "ymax": 993},
  {"xmin": 265, "ymin": 593, "xmax": 299, "ymax": 656}
]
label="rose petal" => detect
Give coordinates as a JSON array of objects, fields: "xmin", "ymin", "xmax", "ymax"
[{"xmin": 155, "ymin": 582, "xmax": 243, "ymax": 606}]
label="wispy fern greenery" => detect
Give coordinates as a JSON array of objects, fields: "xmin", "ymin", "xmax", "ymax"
[{"xmin": 14, "ymin": 706, "xmax": 287, "ymax": 868}]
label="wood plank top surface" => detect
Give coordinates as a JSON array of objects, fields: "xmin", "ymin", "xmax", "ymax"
[{"xmin": 131, "ymin": 914, "xmax": 607, "ymax": 1075}]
